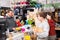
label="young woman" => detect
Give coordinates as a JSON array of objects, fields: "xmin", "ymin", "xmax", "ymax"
[
  {"xmin": 47, "ymin": 13, "xmax": 56, "ymax": 40},
  {"xmin": 34, "ymin": 12, "xmax": 50, "ymax": 40}
]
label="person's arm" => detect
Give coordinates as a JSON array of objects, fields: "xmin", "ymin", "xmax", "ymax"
[
  {"xmin": 11, "ymin": 21, "xmax": 18, "ymax": 31},
  {"xmin": 14, "ymin": 21, "xmax": 18, "ymax": 27}
]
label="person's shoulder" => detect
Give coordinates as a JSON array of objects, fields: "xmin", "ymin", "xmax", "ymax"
[
  {"xmin": 44, "ymin": 19, "xmax": 48, "ymax": 22},
  {"xmin": 43, "ymin": 19, "xmax": 49, "ymax": 24},
  {"xmin": 48, "ymin": 19, "xmax": 54, "ymax": 23}
]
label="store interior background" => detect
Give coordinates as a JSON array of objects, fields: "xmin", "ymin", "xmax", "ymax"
[
  {"xmin": 0, "ymin": 0, "xmax": 60, "ymax": 40},
  {"xmin": 0, "ymin": 0, "xmax": 60, "ymax": 24}
]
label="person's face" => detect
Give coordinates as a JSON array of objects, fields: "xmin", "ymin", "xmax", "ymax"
[
  {"xmin": 37, "ymin": 15, "xmax": 42, "ymax": 21},
  {"xmin": 47, "ymin": 15, "xmax": 51, "ymax": 19},
  {"xmin": 8, "ymin": 11, "xmax": 14, "ymax": 17}
]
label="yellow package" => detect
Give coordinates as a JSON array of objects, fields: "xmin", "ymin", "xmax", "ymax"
[
  {"xmin": 24, "ymin": 35, "xmax": 31, "ymax": 40},
  {"xmin": 15, "ymin": 27, "xmax": 21, "ymax": 31}
]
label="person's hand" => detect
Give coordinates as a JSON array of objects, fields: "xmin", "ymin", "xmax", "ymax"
[
  {"xmin": 32, "ymin": 27, "xmax": 44, "ymax": 33},
  {"xmin": 12, "ymin": 28, "xmax": 15, "ymax": 30},
  {"xmin": 37, "ymin": 27, "xmax": 44, "ymax": 33}
]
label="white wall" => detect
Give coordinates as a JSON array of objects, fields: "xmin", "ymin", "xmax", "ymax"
[
  {"xmin": 47, "ymin": 0, "xmax": 60, "ymax": 4},
  {"xmin": 0, "ymin": 0, "xmax": 60, "ymax": 7},
  {"xmin": 0, "ymin": 0, "xmax": 27, "ymax": 7},
  {"xmin": 0, "ymin": 0, "xmax": 11, "ymax": 7},
  {"xmin": 32, "ymin": 0, "xmax": 60, "ymax": 4}
]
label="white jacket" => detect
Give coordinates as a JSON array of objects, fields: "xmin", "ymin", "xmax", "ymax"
[{"xmin": 35, "ymin": 18, "xmax": 49, "ymax": 38}]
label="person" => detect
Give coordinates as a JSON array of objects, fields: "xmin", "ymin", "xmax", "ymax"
[
  {"xmin": 55, "ymin": 11, "xmax": 60, "ymax": 40},
  {"xmin": 6, "ymin": 10, "xmax": 17, "ymax": 32},
  {"xmin": 46, "ymin": 13, "xmax": 56, "ymax": 40},
  {"xmin": 34, "ymin": 12, "xmax": 49, "ymax": 40},
  {"xmin": 31, "ymin": 32, "xmax": 37, "ymax": 40}
]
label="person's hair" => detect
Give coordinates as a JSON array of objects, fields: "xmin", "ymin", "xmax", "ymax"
[
  {"xmin": 47, "ymin": 12, "xmax": 54, "ymax": 20},
  {"xmin": 38, "ymin": 12, "xmax": 47, "ymax": 18},
  {"xmin": 7, "ymin": 9, "xmax": 13, "ymax": 13}
]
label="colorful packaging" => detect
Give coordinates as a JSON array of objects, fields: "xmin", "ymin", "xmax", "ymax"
[{"xmin": 24, "ymin": 35, "xmax": 31, "ymax": 40}]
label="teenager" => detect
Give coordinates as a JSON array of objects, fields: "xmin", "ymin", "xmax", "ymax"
[
  {"xmin": 34, "ymin": 12, "xmax": 50, "ymax": 40},
  {"xmin": 47, "ymin": 13, "xmax": 56, "ymax": 40}
]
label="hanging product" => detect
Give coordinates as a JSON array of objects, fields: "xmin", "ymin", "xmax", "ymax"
[
  {"xmin": 53, "ymin": 3, "xmax": 60, "ymax": 9},
  {"xmin": 30, "ymin": 1, "xmax": 42, "ymax": 8},
  {"xmin": 42, "ymin": 4, "xmax": 55, "ymax": 12},
  {"xmin": 30, "ymin": 1, "xmax": 37, "ymax": 7},
  {"xmin": 35, "ymin": 3, "xmax": 42, "ymax": 8},
  {"xmin": 31, "ymin": 0, "xmax": 37, "ymax": 2}
]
